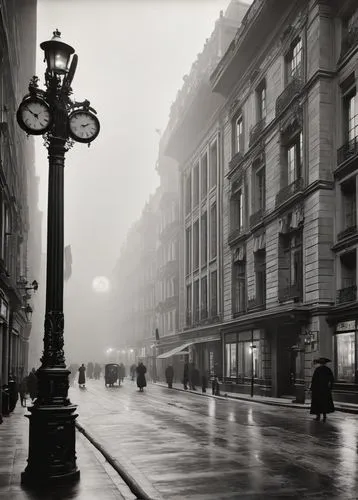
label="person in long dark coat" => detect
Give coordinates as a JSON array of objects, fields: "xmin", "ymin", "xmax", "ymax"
[
  {"xmin": 27, "ymin": 368, "xmax": 38, "ymax": 401},
  {"xmin": 183, "ymin": 362, "xmax": 189, "ymax": 390},
  {"xmin": 310, "ymin": 357, "xmax": 335, "ymax": 421},
  {"xmin": 165, "ymin": 365, "xmax": 174, "ymax": 388},
  {"xmin": 136, "ymin": 362, "xmax": 147, "ymax": 392},
  {"xmin": 78, "ymin": 364, "xmax": 86, "ymax": 388}
]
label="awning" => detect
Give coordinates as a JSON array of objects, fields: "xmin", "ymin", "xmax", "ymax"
[{"xmin": 157, "ymin": 343, "xmax": 191, "ymax": 359}]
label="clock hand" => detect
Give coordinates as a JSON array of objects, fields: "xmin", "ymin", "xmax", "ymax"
[{"xmin": 24, "ymin": 106, "xmax": 39, "ymax": 119}]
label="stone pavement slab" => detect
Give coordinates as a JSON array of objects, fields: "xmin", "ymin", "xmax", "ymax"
[{"xmin": 0, "ymin": 403, "xmax": 136, "ymax": 500}]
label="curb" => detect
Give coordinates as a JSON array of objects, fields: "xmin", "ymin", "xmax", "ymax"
[
  {"xmin": 75, "ymin": 421, "xmax": 163, "ymax": 500},
  {"xmin": 155, "ymin": 383, "xmax": 358, "ymax": 415}
]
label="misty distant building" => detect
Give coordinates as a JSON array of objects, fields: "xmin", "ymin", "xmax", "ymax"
[{"xmin": 0, "ymin": 0, "xmax": 39, "ymax": 419}]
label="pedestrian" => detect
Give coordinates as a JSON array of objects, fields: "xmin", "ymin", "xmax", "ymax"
[
  {"xmin": 78, "ymin": 363, "xmax": 86, "ymax": 388},
  {"xmin": 130, "ymin": 363, "xmax": 136, "ymax": 381},
  {"xmin": 27, "ymin": 367, "xmax": 38, "ymax": 401},
  {"xmin": 136, "ymin": 361, "xmax": 147, "ymax": 392},
  {"xmin": 19, "ymin": 375, "xmax": 28, "ymax": 407},
  {"xmin": 212, "ymin": 375, "xmax": 220, "ymax": 396},
  {"xmin": 165, "ymin": 365, "xmax": 174, "ymax": 388},
  {"xmin": 8, "ymin": 375, "xmax": 18, "ymax": 412},
  {"xmin": 310, "ymin": 357, "xmax": 335, "ymax": 422},
  {"xmin": 119, "ymin": 363, "xmax": 125, "ymax": 382},
  {"xmin": 183, "ymin": 361, "xmax": 189, "ymax": 390}
]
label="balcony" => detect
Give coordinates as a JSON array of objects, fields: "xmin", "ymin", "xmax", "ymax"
[
  {"xmin": 275, "ymin": 77, "xmax": 303, "ymax": 116},
  {"xmin": 249, "ymin": 208, "xmax": 264, "ymax": 228},
  {"xmin": 278, "ymin": 284, "xmax": 302, "ymax": 302},
  {"xmin": 337, "ymin": 136, "xmax": 358, "ymax": 168},
  {"xmin": 228, "ymin": 151, "xmax": 244, "ymax": 172},
  {"xmin": 336, "ymin": 285, "xmax": 357, "ymax": 304},
  {"xmin": 340, "ymin": 27, "xmax": 358, "ymax": 61},
  {"xmin": 249, "ymin": 118, "xmax": 265, "ymax": 147},
  {"xmin": 337, "ymin": 225, "xmax": 357, "ymax": 241},
  {"xmin": 276, "ymin": 177, "xmax": 304, "ymax": 207}
]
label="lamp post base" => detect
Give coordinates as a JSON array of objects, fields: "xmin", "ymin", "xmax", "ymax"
[{"xmin": 21, "ymin": 403, "xmax": 79, "ymax": 486}]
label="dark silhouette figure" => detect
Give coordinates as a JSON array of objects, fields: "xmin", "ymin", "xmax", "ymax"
[
  {"xmin": 8, "ymin": 375, "xmax": 18, "ymax": 412},
  {"xmin": 310, "ymin": 358, "xmax": 335, "ymax": 421},
  {"xmin": 27, "ymin": 368, "xmax": 38, "ymax": 401},
  {"xmin": 130, "ymin": 363, "xmax": 136, "ymax": 381},
  {"xmin": 136, "ymin": 362, "xmax": 147, "ymax": 392},
  {"xmin": 119, "ymin": 363, "xmax": 125, "ymax": 382},
  {"xmin": 212, "ymin": 375, "xmax": 220, "ymax": 396},
  {"xmin": 19, "ymin": 375, "xmax": 28, "ymax": 407},
  {"xmin": 183, "ymin": 362, "xmax": 189, "ymax": 390},
  {"xmin": 165, "ymin": 365, "xmax": 174, "ymax": 388},
  {"xmin": 78, "ymin": 364, "xmax": 86, "ymax": 388}
]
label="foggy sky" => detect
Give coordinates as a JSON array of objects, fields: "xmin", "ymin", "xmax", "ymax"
[{"xmin": 34, "ymin": 0, "xmax": 251, "ymax": 362}]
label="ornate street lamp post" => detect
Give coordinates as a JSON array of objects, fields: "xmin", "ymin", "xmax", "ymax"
[{"xmin": 17, "ymin": 30, "xmax": 100, "ymax": 485}]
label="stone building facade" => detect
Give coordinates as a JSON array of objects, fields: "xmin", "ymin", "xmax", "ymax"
[
  {"xmin": 209, "ymin": 0, "xmax": 358, "ymax": 402},
  {"xmin": 0, "ymin": 0, "xmax": 40, "ymax": 420}
]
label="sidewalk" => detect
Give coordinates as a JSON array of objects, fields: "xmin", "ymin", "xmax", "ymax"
[
  {"xmin": 156, "ymin": 381, "xmax": 358, "ymax": 414},
  {"xmin": 0, "ymin": 403, "xmax": 136, "ymax": 500}
]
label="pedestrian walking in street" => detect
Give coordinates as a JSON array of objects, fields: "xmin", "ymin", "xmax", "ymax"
[
  {"xmin": 19, "ymin": 375, "xmax": 28, "ymax": 407},
  {"xmin": 165, "ymin": 365, "xmax": 174, "ymax": 388},
  {"xmin": 27, "ymin": 368, "xmax": 38, "ymax": 401},
  {"xmin": 130, "ymin": 363, "xmax": 136, "ymax": 381},
  {"xmin": 8, "ymin": 375, "xmax": 18, "ymax": 412},
  {"xmin": 119, "ymin": 363, "xmax": 125, "ymax": 382},
  {"xmin": 310, "ymin": 357, "xmax": 335, "ymax": 422},
  {"xmin": 136, "ymin": 361, "xmax": 147, "ymax": 392},
  {"xmin": 183, "ymin": 361, "xmax": 189, "ymax": 390},
  {"xmin": 78, "ymin": 363, "xmax": 86, "ymax": 388}
]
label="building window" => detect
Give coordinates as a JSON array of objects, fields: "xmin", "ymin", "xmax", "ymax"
[
  {"xmin": 233, "ymin": 260, "xmax": 246, "ymax": 314},
  {"xmin": 225, "ymin": 331, "xmax": 261, "ymax": 380},
  {"xmin": 336, "ymin": 331, "xmax": 356, "ymax": 382},
  {"xmin": 341, "ymin": 178, "xmax": 356, "ymax": 231},
  {"xmin": 193, "ymin": 163, "xmax": 199, "ymax": 207},
  {"xmin": 186, "ymin": 284, "xmax": 192, "ymax": 326},
  {"xmin": 201, "ymin": 152, "xmax": 208, "ymax": 197},
  {"xmin": 210, "ymin": 270, "xmax": 217, "ymax": 317},
  {"xmin": 193, "ymin": 279, "xmax": 199, "ymax": 323},
  {"xmin": 256, "ymin": 80, "xmax": 266, "ymax": 121},
  {"xmin": 201, "ymin": 276, "xmax": 208, "ymax": 319},
  {"xmin": 201, "ymin": 212, "xmax": 207, "ymax": 267},
  {"xmin": 210, "ymin": 203, "xmax": 217, "ymax": 259},
  {"xmin": 340, "ymin": 250, "xmax": 356, "ymax": 289},
  {"xmin": 255, "ymin": 249, "xmax": 266, "ymax": 306},
  {"xmin": 343, "ymin": 86, "xmax": 358, "ymax": 142},
  {"xmin": 185, "ymin": 172, "xmax": 192, "ymax": 216},
  {"xmin": 225, "ymin": 343, "xmax": 237, "ymax": 378},
  {"xmin": 284, "ymin": 132, "xmax": 303, "ymax": 186},
  {"xmin": 279, "ymin": 230, "xmax": 303, "ymax": 296},
  {"xmin": 230, "ymin": 187, "xmax": 244, "ymax": 233},
  {"xmin": 193, "ymin": 220, "xmax": 199, "ymax": 270},
  {"xmin": 233, "ymin": 114, "xmax": 244, "ymax": 154},
  {"xmin": 210, "ymin": 141, "xmax": 218, "ymax": 188},
  {"xmin": 185, "ymin": 227, "xmax": 192, "ymax": 275},
  {"xmin": 253, "ymin": 164, "xmax": 265, "ymax": 213},
  {"xmin": 286, "ymin": 38, "xmax": 302, "ymax": 82}
]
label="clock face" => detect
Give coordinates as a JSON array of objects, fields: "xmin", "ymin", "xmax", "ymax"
[
  {"xmin": 68, "ymin": 111, "xmax": 100, "ymax": 143},
  {"xmin": 17, "ymin": 98, "xmax": 52, "ymax": 135}
]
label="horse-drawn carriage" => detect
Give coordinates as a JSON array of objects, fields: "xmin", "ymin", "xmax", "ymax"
[{"xmin": 104, "ymin": 363, "xmax": 120, "ymax": 387}]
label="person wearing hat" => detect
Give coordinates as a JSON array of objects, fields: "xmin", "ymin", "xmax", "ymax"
[{"xmin": 309, "ymin": 357, "xmax": 335, "ymax": 421}]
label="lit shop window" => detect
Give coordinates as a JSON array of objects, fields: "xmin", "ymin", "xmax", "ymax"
[{"xmin": 336, "ymin": 331, "xmax": 356, "ymax": 382}]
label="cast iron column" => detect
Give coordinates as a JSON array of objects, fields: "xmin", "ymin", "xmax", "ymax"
[{"xmin": 21, "ymin": 118, "xmax": 79, "ymax": 484}]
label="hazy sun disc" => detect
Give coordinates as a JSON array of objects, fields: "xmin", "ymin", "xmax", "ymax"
[{"xmin": 92, "ymin": 276, "xmax": 110, "ymax": 293}]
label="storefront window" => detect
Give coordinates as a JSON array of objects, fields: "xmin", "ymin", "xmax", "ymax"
[
  {"xmin": 225, "ymin": 343, "xmax": 237, "ymax": 377},
  {"xmin": 336, "ymin": 332, "xmax": 356, "ymax": 382},
  {"xmin": 225, "ymin": 331, "xmax": 262, "ymax": 380}
]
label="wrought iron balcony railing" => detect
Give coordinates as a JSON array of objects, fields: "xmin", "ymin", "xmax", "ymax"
[
  {"xmin": 249, "ymin": 208, "xmax": 264, "ymax": 228},
  {"xmin": 276, "ymin": 177, "xmax": 304, "ymax": 207},
  {"xmin": 228, "ymin": 151, "xmax": 244, "ymax": 171},
  {"xmin": 340, "ymin": 27, "xmax": 358, "ymax": 60},
  {"xmin": 275, "ymin": 76, "xmax": 303, "ymax": 116},
  {"xmin": 337, "ymin": 225, "xmax": 357, "ymax": 241},
  {"xmin": 249, "ymin": 118, "xmax": 265, "ymax": 147},
  {"xmin": 337, "ymin": 136, "xmax": 358, "ymax": 167},
  {"xmin": 336, "ymin": 285, "xmax": 357, "ymax": 304}
]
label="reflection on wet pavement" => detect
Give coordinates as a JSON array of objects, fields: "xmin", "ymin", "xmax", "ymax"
[{"xmin": 73, "ymin": 381, "xmax": 358, "ymax": 499}]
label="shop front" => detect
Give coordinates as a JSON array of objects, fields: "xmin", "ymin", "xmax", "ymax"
[
  {"xmin": 222, "ymin": 328, "xmax": 271, "ymax": 396},
  {"xmin": 333, "ymin": 320, "xmax": 358, "ymax": 404}
]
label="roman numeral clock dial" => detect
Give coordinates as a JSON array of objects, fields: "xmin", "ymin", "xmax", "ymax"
[
  {"xmin": 68, "ymin": 110, "xmax": 100, "ymax": 143},
  {"xmin": 16, "ymin": 97, "xmax": 52, "ymax": 135}
]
